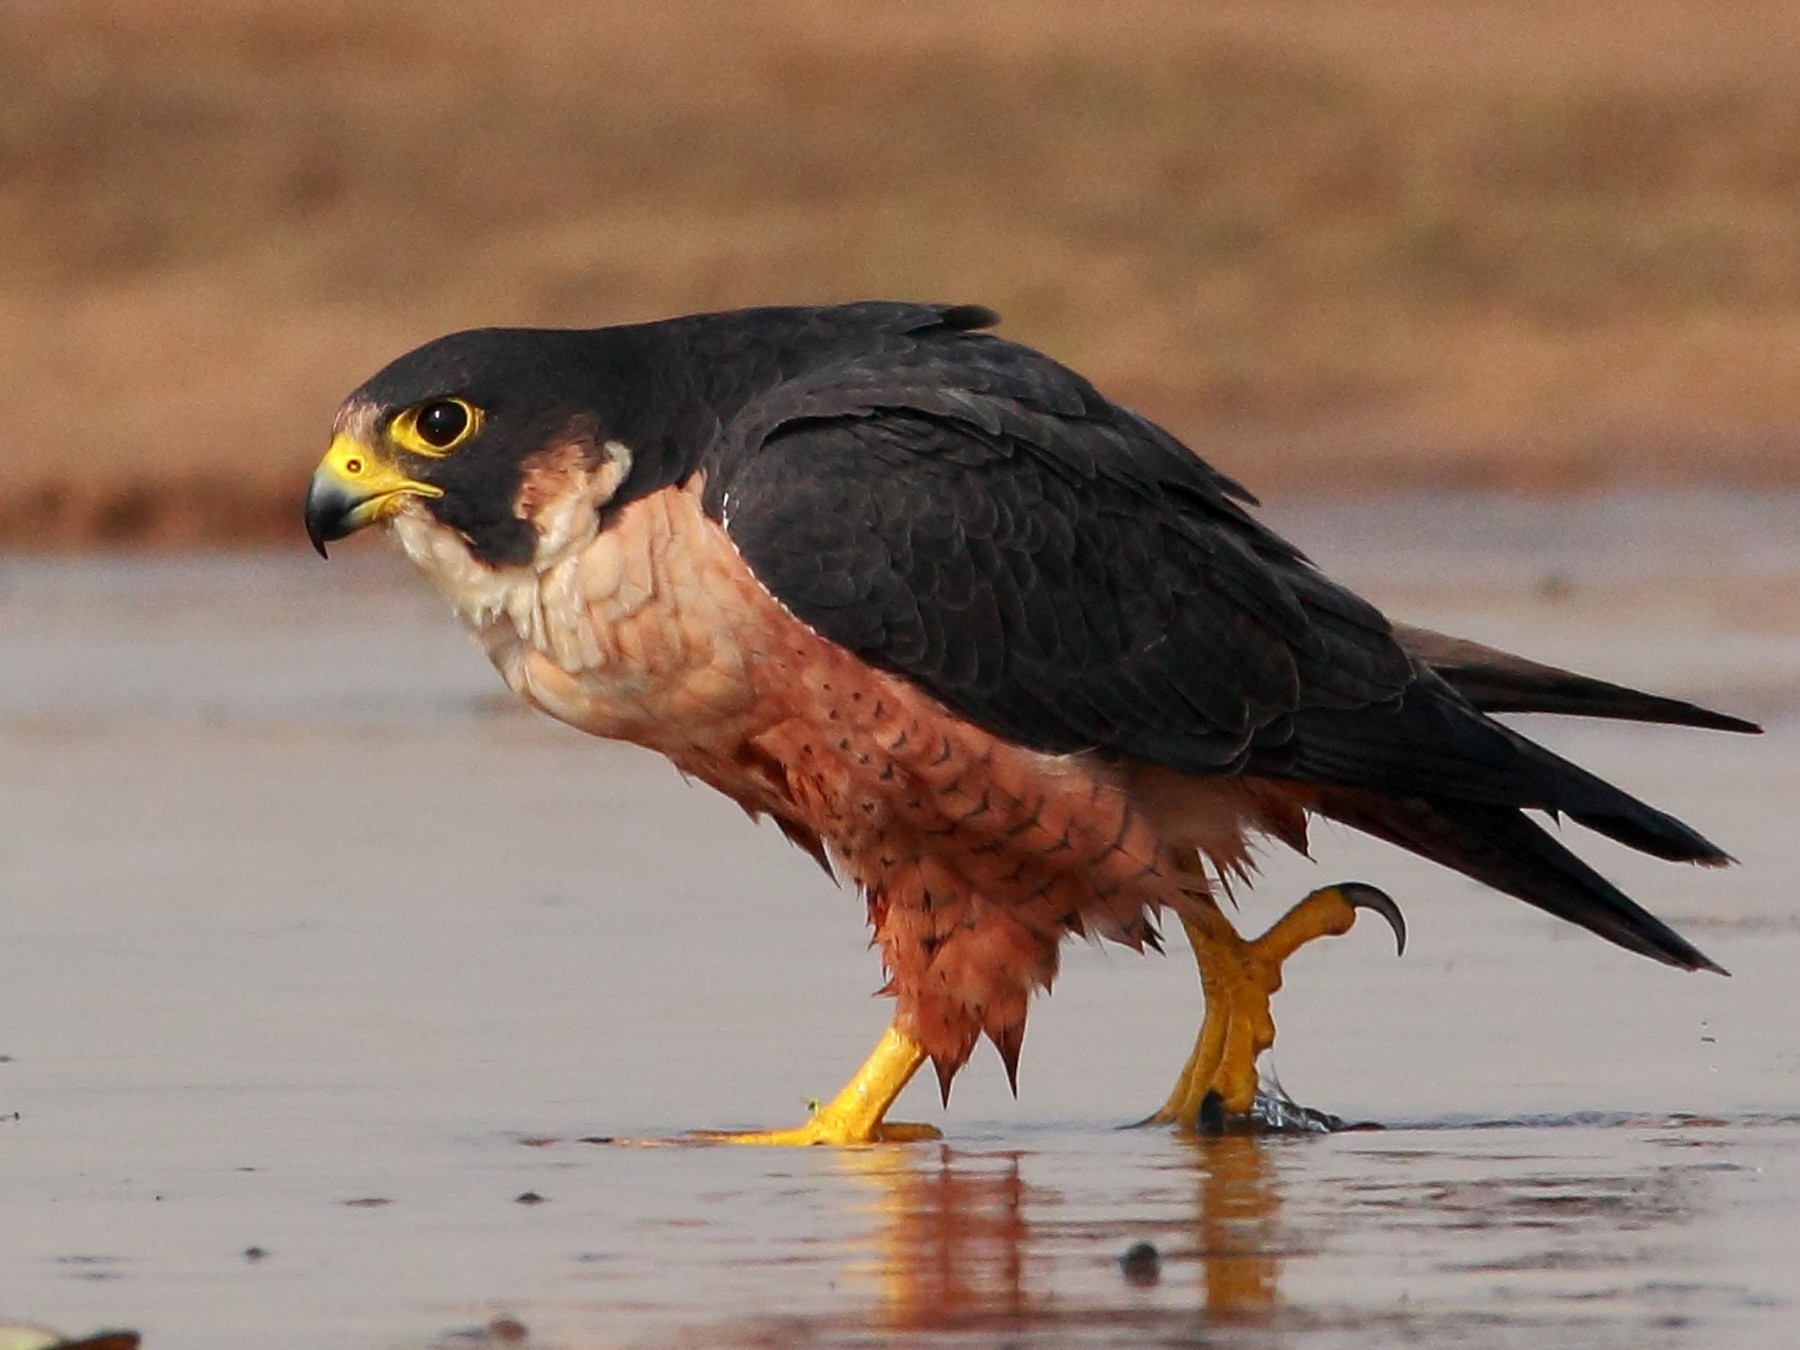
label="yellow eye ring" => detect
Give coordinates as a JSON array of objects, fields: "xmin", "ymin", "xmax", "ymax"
[{"xmin": 389, "ymin": 397, "xmax": 482, "ymax": 456}]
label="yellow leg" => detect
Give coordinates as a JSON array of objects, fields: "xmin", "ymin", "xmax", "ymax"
[
  {"xmin": 1142, "ymin": 883, "xmax": 1404, "ymax": 1128},
  {"xmin": 694, "ymin": 1025, "xmax": 943, "ymax": 1146}
]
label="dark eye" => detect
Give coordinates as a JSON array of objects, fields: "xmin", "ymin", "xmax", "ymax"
[{"xmin": 416, "ymin": 400, "xmax": 470, "ymax": 448}]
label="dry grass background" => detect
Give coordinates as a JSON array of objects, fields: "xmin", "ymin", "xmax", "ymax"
[{"xmin": 5, "ymin": 0, "xmax": 1800, "ymax": 545}]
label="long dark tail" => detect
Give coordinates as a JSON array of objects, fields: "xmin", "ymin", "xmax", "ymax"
[
  {"xmin": 1288, "ymin": 627, "xmax": 1756, "ymax": 973},
  {"xmin": 1398, "ymin": 624, "xmax": 1761, "ymax": 734},
  {"xmin": 1312, "ymin": 786, "xmax": 1725, "ymax": 972}
]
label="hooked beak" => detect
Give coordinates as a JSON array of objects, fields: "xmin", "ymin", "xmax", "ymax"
[{"xmin": 304, "ymin": 434, "xmax": 440, "ymax": 558}]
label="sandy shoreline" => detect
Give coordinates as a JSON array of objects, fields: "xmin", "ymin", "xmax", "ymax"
[{"xmin": 9, "ymin": 0, "xmax": 1800, "ymax": 549}]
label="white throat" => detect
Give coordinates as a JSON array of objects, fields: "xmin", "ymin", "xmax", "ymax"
[{"xmin": 388, "ymin": 438, "xmax": 634, "ymax": 672}]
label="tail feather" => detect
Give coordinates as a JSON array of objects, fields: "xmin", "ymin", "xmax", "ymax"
[
  {"xmin": 1285, "ymin": 671, "xmax": 1735, "ymax": 867},
  {"xmin": 1312, "ymin": 786, "xmax": 1725, "ymax": 973},
  {"xmin": 1563, "ymin": 803, "xmax": 1733, "ymax": 867},
  {"xmin": 1482, "ymin": 716, "xmax": 1735, "ymax": 865},
  {"xmin": 1396, "ymin": 623, "xmax": 1762, "ymax": 734},
  {"xmin": 1228, "ymin": 624, "xmax": 1745, "ymax": 970}
]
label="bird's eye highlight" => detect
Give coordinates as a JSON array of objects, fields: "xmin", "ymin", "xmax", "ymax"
[
  {"xmin": 416, "ymin": 400, "xmax": 468, "ymax": 446},
  {"xmin": 390, "ymin": 397, "xmax": 481, "ymax": 456}
]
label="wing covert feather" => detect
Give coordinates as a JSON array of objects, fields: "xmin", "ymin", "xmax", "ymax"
[{"xmin": 710, "ymin": 335, "xmax": 1414, "ymax": 773}]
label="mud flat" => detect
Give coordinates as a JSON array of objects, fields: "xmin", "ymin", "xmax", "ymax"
[{"xmin": 2, "ymin": 490, "xmax": 1797, "ymax": 1347}]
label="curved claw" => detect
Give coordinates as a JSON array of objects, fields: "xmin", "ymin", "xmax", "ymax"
[{"xmin": 1332, "ymin": 882, "xmax": 1406, "ymax": 956}]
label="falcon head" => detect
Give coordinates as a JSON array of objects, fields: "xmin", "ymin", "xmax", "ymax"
[{"xmin": 304, "ymin": 328, "xmax": 639, "ymax": 569}]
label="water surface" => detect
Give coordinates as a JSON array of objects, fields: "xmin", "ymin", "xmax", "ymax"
[{"xmin": 2, "ymin": 491, "xmax": 1797, "ymax": 1347}]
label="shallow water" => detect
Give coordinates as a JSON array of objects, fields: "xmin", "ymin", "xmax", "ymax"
[{"xmin": 2, "ymin": 491, "xmax": 1798, "ymax": 1348}]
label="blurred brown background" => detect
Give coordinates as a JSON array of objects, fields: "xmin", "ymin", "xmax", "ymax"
[{"xmin": 5, "ymin": 0, "xmax": 1800, "ymax": 547}]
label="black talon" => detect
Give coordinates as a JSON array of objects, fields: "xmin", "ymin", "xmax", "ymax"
[
  {"xmin": 1197, "ymin": 1089, "xmax": 1227, "ymax": 1136},
  {"xmin": 1335, "ymin": 882, "xmax": 1406, "ymax": 956}
]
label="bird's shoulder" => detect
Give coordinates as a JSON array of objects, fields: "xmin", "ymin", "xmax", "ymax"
[{"xmin": 673, "ymin": 308, "xmax": 1413, "ymax": 774}]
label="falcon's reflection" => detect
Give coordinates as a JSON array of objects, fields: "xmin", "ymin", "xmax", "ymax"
[
  {"xmin": 1188, "ymin": 1135, "xmax": 1280, "ymax": 1314},
  {"xmin": 838, "ymin": 1134, "xmax": 1284, "ymax": 1331}
]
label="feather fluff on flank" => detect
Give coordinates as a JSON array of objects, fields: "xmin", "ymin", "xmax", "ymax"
[{"xmin": 1123, "ymin": 765, "xmax": 1314, "ymax": 897}]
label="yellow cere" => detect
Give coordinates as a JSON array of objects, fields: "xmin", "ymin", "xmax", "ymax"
[{"xmin": 317, "ymin": 432, "xmax": 442, "ymax": 523}]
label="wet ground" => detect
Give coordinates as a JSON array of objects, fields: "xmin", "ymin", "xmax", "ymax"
[{"xmin": 2, "ymin": 490, "xmax": 1798, "ymax": 1348}]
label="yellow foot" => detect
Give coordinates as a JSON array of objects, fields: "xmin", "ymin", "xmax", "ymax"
[
  {"xmin": 687, "ymin": 1025, "xmax": 941, "ymax": 1147},
  {"xmin": 695, "ymin": 1118, "xmax": 942, "ymax": 1146},
  {"xmin": 1139, "ymin": 882, "xmax": 1404, "ymax": 1130}
]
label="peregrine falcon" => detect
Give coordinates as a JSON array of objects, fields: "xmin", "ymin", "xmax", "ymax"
[{"xmin": 304, "ymin": 302, "xmax": 1753, "ymax": 1142}]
